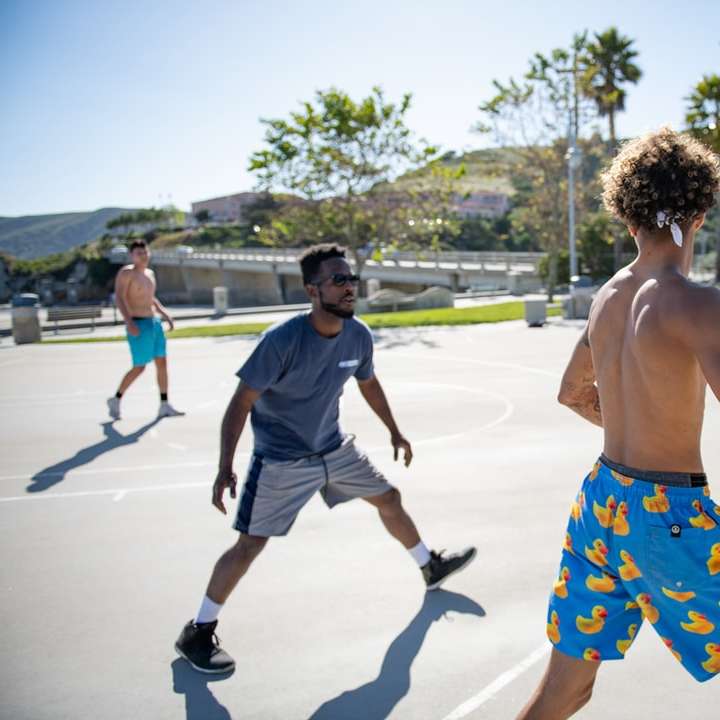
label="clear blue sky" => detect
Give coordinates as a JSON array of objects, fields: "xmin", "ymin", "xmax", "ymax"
[{"xmin": 1, "ymin": 0, "xmax": 718, "ymax": 216}]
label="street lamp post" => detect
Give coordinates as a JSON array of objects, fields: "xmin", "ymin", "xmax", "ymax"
[{"xmin": 565, "ymin": 63, "xmax": 582, "ymax": 281}]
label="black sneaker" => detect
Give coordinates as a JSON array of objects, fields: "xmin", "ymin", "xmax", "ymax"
[
  {"xmin": 175, "ymin": 620, "xmax": 235, "ymax": 674},
  {"xmin": 422, "ymin": 547, "xmax": 477, "ymax": 591}
]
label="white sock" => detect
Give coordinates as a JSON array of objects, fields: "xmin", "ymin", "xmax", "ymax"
[
  {"xmin": 408, "ymin": 541, "xmax": 431, "ymax": 567},
  {"xmin": 195, "ymin": 595, "xmax": 223, "ymax": 624}
]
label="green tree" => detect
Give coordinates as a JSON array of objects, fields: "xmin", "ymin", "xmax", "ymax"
[
  {"xmin": 686, "ymin": 73, "xmax": 720, "ymax": 281},
  {"xmin": 478, "ymin": 37, "xmax": 598, "ymax": 300},
  {"xmin": 580, "ymin": 27, "xmax": 642, "ymax": 271},
  {"xmin": 580, "ymin": 27, "xmax": 642, "ymax": 150},
  {"xmin": 685, "ymin": 74, "xmax": 720, "ymax": 153},
  {"xmin": 248, "ymin": 87, "xmax": 461, "ymax": 280}
]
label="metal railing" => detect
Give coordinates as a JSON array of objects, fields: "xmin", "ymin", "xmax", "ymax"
[{"xmin": 133, "ymin": 247, "xmax": 545, "ymax": 273}]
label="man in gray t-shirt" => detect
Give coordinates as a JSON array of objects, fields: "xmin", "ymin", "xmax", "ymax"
[{"xmin": 175, "ymin": 244, "xmax": 476, "ymax": 674}]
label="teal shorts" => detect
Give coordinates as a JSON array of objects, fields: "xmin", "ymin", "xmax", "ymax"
[
  {"xmin": 547, "ymin": 456, "xmax": 720, "ymax": 682},
  {"xmin": 126, "ymin": 317, "xmax": 166, "ymax": 367}
]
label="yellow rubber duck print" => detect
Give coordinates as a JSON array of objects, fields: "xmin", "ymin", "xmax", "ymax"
[
  {"xmin": 547, "ymin": 610, "xmax": 561, "ymax": 644},
  {"xmin": 624, "ymin": 600, "xmax": 640, "ymax": 610},
  {"xmin": 708, "ymin": 543, "xmax": 720, "ymax": 575},
  {"xmin": 593, "ymin": 495, "xmax": 616, "ymax": 528},
  {"xmin": 576, "ymin": 605, "xmax": 608, "ymax": 634},
  {"xmin": 642, "ymin": 484, "xmax": 670, "ymax": 513},
  {"xmin": 570, "ymin": 492, "xmax": 585, "ymax": 522},
  {"xmin": 553, "ymin": 567, "xmax": 571, "ymax": 599},
  {"xmin": 563, "ymin": 532, "xmax": 574, "ymax": 555},
  {"xmin": 611, "ymin": 469, "xmax": 634, "ymax": 486},
  {"xmin": 701, "ymin": 643, "xmax": 720, "ymax": 674},
  {"xmin": 661, "ymin": 586, "xmax": 696, "ymax": 602},
  {"xmin": 636, "ymin": 593, "xmax": 660, "ymax": 624},
  {"xmin": 680, "ymin": 611, "xmax": 715, "ymax": 635},
  {"xmin": 613, "ymin": 501, "xmax": 630, "ymax": 536},
  {"xmin": 583, "ymin": 648, "xmax": 601, "ymax": 661},
  {"xmin": 589, "ymin": 462, "xmax": 601, "ymax": 481},
  {"xmin": 616, "ymin": 624, "xmax": 637, "ymax": 655},
  {"xmin": 662, "ymin": 637, "xmax": 682, "ymax": 662},
  {"xmin": 585, "ymin": 572, "xmax": 616, "ymax": 593},
  {"xmin": 619, "ymin": 550, "xmax": 642, "ymax": 581},
  {"xmin": 689, "ymin": 500, "xmax": 717, "ymax": 530},
  {"xmin": 584, "ymin": 539, "xmax": 609, "ymax": 567}
]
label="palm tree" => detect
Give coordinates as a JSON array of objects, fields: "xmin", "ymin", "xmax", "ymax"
[
  {"xmin": 581, "ymin": 28, "xmax": 642, "ymax": 271},
  {"xmin": 685, "ymin": 74, "xmax": 720, "ymax": 153},
  {"xmin": 686, "ymin": 74, "xmax": 720, "ymax": 282},
  {"xmin": 581, "ymin": 28, "xmax": 642, "ymax": 151}
]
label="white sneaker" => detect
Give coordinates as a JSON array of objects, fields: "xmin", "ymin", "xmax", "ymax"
[
  {"xmin": 107, "ymin": 397, "xmax": 121, "ymax": 420},
  {"xmin": 158, "ymin": 402, "xmax": 185, "ymax": 418}
]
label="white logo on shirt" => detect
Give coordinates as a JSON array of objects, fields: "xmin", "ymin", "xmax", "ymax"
[{"xmin": 338, "ymin": 359, "xmax": 360, "ymax": 368}]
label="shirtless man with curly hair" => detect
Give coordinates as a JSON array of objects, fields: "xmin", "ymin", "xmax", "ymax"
[{"xmin": 517, "ymin": 128, "xmax": 720, "ymax": 719}]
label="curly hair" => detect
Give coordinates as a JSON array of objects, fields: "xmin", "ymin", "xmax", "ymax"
[
  {"xmin": 299, "ymin": 243, "xmax": 347, "ymax": 284},
  {"xmin": 601, "ymin": 127, "xmax": 720, "ymax": 231}
]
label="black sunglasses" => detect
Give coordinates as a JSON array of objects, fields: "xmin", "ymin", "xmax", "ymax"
[{"xmin": 315, "ymin": 273, "xmax": 360, "ymax": 287}]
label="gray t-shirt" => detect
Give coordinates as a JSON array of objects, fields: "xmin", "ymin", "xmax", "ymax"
[{"xmin": 237, "ymin": 313, "xmax": 375, "ymax": 460}]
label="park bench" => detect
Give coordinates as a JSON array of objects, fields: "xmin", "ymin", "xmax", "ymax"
[{"xmin": 46, "ymin": 306, "xmax": 103, "ymax": 333}]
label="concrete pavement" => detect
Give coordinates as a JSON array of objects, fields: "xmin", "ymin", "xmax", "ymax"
[{"xmin": 0, "ymin": 319, "xmax": 718, "ymax": 719}]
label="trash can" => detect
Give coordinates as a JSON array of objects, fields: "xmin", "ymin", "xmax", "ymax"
[
  {"xmin": 213, "ymin": 286, "xmax": 228, "ymax": 315},
  {"xmin": 524, "ymin": 299, "xmax": 546, "ymax": 327},
  {"xmin": 565, "ymin": 276, "xmax": 594, "ymax": 320},
  {"xmin": 11, "ymin": 293, "xmax": 41, "ymax": 344}
]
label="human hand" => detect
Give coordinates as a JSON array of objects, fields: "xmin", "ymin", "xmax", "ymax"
[
  {"xmin": 392, "ymin": 433, "xmax": 413, "ymax": 467},
  {"xmin": 163, "ymin": 314, "xmax": 175, "ymax": 332},
  {"xmin": 212, "ymin": 467, "xmax": 237, "ymax": 514},
  {"xmin": 127, "ymin": 320, "xmax": 140, "ymax": 337}
]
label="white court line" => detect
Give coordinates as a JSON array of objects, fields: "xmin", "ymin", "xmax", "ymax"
[
  {"xmin": 440, "ymin": 644, "xmax": 550, "ymax": 720},
  {"xmin": 0, "ymin": 460, "xmax": 217, "ymax": 482},
  {"xmin": 0, "ymin": 480, "xmax": 211, "ymax": 503},
  {"xmin": 0, "ymin": 382, "xmax": 513, "ymax": 502},
  {"xmin": 397, "ymin": 382, "xmax": 514, "ymax": 443},
  {"xmin": 391, "ymin": 352, "xmax": 562, "ymax": 379}
]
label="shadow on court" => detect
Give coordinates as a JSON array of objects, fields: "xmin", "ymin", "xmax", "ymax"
[
  {"xmin": 307, "ymin": 589, "xmax": 486, "ymax": 720},
  {"xmin": 26, "ymin": 419, "xmax": 161, "ymax": 493},
  {"xmin": 172, "ymin": 658, "xmax": 234, "ymax": 720}
]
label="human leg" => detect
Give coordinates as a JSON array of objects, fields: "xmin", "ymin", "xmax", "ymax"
[
  {"xmin": 107, "ymin": 364, "xmax": 146, "ymax": 419},
  {"xmin": 363, "ymin": 487, "xmax": 422, "ymax": 548},
  {"xmin": 204, "ymin": 533, "xmax": 268, "ymax": 606},
  {"xmin": 516, "ymin": 648, "xmax": 600, "ymax": 720}
]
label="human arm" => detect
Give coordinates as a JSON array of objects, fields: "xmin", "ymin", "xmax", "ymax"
[
  {"xmin": 152, "ymin": 295, "xmax": 174, "ymax": 331},
  {"xmin": 686, "ymin": 287, "xmax": 720, "ymax": 402},
  {"xmin": 357, "ymin": 374, "xmax": 413, "ymax": 466},
  {"xmin": 212, "ymin": 382, "xmax": 262, "ymax": 514},
  {"xmin": 114, "ymin": 268, "xmax": 139, "ymax": 336},
  {"xmin": 557, "ymin": 325, "xmax": 603, "ymax": 427}
]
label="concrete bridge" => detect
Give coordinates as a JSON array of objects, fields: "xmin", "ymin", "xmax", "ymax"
[{"xmin": 111, "ymin": 247, "xmax": 544, "ymax": 306}]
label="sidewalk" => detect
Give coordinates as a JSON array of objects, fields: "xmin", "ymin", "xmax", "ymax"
[{"xmin": 0, "ymin": 293, "xmax": 559, "ymax": 345}]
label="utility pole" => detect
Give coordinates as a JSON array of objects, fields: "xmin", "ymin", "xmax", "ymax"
[{"xmin": 565, "ymin": 51, "xmax": 582, "ymax": 281}]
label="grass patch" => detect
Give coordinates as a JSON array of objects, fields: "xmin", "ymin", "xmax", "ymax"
[{"xmin": 43, "ymin": 301, "xmax": 561, "ymax": 344}]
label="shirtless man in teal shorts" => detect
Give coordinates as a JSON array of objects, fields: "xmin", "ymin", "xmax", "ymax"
[
  {"xmin": 517, "ymin": 128, "xmax": 720, "ymax": 719},
  {"xmin": 107, "ymin": 239, "xmax": 184, "ymax": 420}
]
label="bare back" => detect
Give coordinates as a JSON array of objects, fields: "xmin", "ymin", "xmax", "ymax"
[
  {"xmin": 589, "ymin": 265, "xmax": 715, "ymax": 472},
  {"xmin": 116, "ymin": 265, "xmax": 156, "ymax": 318}
]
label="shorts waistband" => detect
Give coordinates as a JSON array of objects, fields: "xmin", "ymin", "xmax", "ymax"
[
  {"xmin": 599, "ymin": 454, "xmax": 707, "ymax": 488},
  {"xmin": 131, "ymin": 316, "xmax": 154, "ymax": 321}
]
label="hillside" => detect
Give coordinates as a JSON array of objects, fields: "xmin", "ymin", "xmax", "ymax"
[{"xmin": 0, "ymin": 207, "xmax": 139, "ymax": 259}]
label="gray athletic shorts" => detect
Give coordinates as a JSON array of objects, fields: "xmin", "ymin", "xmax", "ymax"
[{"xmin": 233, "ymin": 436, "xmax": 394, "ymax": 537}]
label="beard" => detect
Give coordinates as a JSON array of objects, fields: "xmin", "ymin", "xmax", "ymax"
[{"xmin": 319, "ymin": 289, "xmax": 355, "ymax": 319}]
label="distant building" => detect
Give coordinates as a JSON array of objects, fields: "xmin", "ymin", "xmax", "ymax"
[
  {"xmin": 454, "ymin": 191, "xmax": 509, "ymax": 218},
  {"xmin": 190, "ymin": 192, "xmax": 263, "ymax": 224}
]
